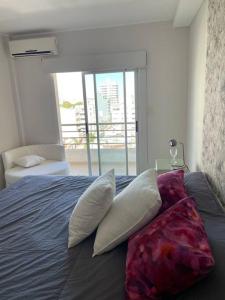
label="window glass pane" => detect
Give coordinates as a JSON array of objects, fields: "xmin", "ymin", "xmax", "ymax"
[
  {"xmin": 95, "ymin": 73, "xmax": 126, "ymax": 175},
  {"xmin": 85, "ymin": 74, "xmax": 96, "ymax": 124},
  {"xmin": 55, "ymin": 72, "xmax": 88, "ymax": 175},
  {"xmin": 125, "ymin": 72, "xmax": 136, "ymax": 123},
  {"xmin": 99, "ymin": 123, "xmax": 126, "ymax": 175},
  {"xmin": 89, "ymin": 124, "xmax": 99, "ymax": 176},
  {"xmin": 96, "ymin": 73, "xmax": 124, "ymax": 123}
]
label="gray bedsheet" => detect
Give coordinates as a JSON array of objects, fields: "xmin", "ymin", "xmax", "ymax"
[
  {"xmin": 0, "ymin": 172, "xmax": 225, "ymax": 300},
  {"xmin": 0, "ymin": 175, "xmax": 133, "ymax": 300}
]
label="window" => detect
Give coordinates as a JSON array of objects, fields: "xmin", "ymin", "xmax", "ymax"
[{"xmin": 55, "ymin": 71, "xmax": 137, "ymax": 176}]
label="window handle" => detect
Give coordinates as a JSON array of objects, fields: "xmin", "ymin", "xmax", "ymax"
[
  {"xmin": 136, "ymin": 121, "xmax": 139, "ymax": 133},
  {"xmin": 85, "ymin": 122, "xmax": 89, "ymax": 135}
]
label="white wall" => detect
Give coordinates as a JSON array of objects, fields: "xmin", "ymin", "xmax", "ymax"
[
  {"xmin": 186, "ymin": 0, "xmax": 208, "ymax": 171},
  {"xmin": 0, "ymin": 37, "xmax": 20, "ymax": 188},
  {"xmin": 14, "ymin": 22, "xmax": 189, "ymax": 167}
]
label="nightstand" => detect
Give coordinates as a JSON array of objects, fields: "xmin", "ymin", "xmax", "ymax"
[{"xmin": 155, "ymin": 159, "xmax": 188, "ymax": 175}]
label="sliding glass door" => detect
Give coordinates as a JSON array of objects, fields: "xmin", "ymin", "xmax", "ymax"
[{"xmin": 55, "ymin": 71, "xmax": 137, "ymax": 176}]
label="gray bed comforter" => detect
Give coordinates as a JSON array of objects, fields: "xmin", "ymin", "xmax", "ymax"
[{"xmin": 0, "ymin": 172, "xmax": 225, "ymax": 300}]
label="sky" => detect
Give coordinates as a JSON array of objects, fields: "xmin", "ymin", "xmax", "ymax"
[{"xmin": 56, "ymin": 71, "xmax": 134, "ymax": 104}]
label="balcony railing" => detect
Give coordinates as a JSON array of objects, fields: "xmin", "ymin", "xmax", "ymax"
[
  {"xmin": 61, "ymin": 122, "xmax": 137, "ymax": 175},
  {"xmin": 61, "ymin": 122, "xmax": 136, "ymax": 150}
]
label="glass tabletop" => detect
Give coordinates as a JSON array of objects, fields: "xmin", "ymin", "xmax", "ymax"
[{"xmin": 155, "ymin": 158, "xmax": 185, "ymax": 171}]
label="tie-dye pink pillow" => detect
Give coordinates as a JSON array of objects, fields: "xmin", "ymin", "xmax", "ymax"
[
  {"xmin": 126, "ymin": 197, "xmax": 215, "ymax": 300},
  {"xmin": 157, "ymin": 169, "xmax": 188, "ymax": 213}
]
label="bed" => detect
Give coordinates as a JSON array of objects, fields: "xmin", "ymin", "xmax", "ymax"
[{"xmin": 0, "ymin": 172, "xmax": 225, "ymax": 299}]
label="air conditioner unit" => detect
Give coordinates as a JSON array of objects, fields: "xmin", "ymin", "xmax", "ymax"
[{"xmin": 9, "ymin": 37, "xmax": 58, "ymax": 58}]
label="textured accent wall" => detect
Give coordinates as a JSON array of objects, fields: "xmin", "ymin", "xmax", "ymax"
[{"xmin": 202, "ymin": 0, "xmax": 225, "ymax": 203}]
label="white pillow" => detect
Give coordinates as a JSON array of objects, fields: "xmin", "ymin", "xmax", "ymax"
[
  {"xmin": 14, "ymin": 155, "xmax": 45, "ymax": 168},
  {"xmin": 68, "ymin": 169, "xmax": 115, "ymax": 248},
  {"xmin": 93, "ymin": 169, "xmax": 161, "ymax": 256}
]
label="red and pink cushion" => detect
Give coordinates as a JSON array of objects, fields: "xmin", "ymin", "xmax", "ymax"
[
  {"xmin": 157, "ymin": 169, "xmax": 188, "ymax": 213},
  {"xmin": 126, "ymin": 197, "xmax": 215, "ymax": 300}
]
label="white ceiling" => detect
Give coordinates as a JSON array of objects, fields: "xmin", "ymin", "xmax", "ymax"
[
  {"xmin": 0, "ymin": 0, "xmax": 203, "ymax": 35},
  {"xmin": 173, "ymin": 0, "xmax": 204, "ymax": 27}
]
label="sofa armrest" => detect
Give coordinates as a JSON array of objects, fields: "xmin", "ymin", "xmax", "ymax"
[{"xmin": 2, "ymin": 144, "xmax": 66, "ymax": 170}]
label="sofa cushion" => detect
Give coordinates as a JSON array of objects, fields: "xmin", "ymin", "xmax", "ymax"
[{"xmin": 14, "ymin": 155, "xmax": 45, "ymax": 168}]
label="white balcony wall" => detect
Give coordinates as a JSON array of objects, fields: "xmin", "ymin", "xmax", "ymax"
[{"xmin": 66, "ymin": 148, "xmax": 136, "ymax": 164}]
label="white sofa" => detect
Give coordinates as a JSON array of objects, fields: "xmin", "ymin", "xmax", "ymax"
[{"xmin": 2, "ymin": 144, "xmax": 70, "ymax": 186}]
